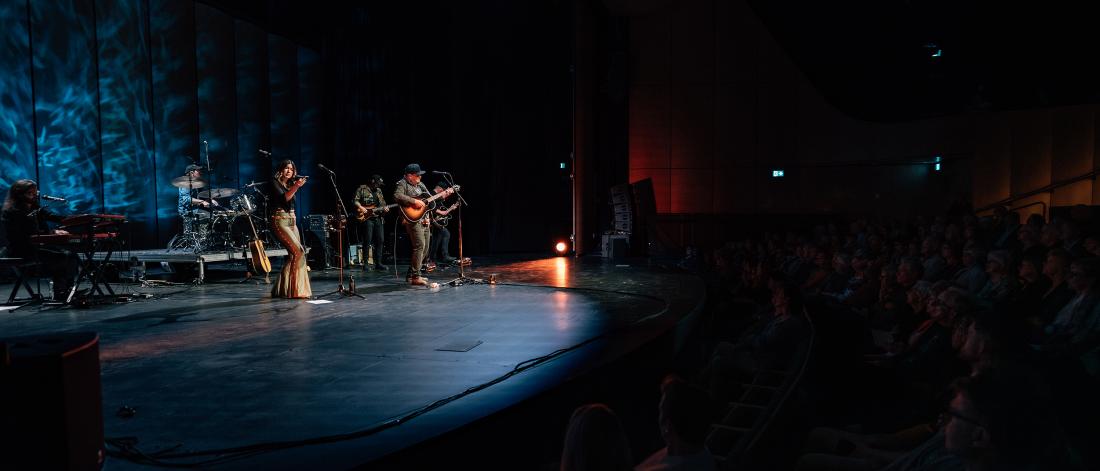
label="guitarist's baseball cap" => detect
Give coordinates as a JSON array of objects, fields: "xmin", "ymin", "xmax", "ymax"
[
  {"xmin": 434, "ymin": 180, "xmax": 451, "ymax": 189},
  {"xmin": 370, "ymin": 174, "xmax": 384, "ymax": 185},
  {"xmin": 403, "ymin": 163, "xmax": 426, "ymax": 175}
]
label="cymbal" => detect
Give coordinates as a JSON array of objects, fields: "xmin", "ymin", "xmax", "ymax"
[
  {"xmin": 197, "ymin": 188, "xmax": 238, "ymax": 199},
  {"xmin": 171, "ymin": 176, "xmax": 207, "ymax": 189}
]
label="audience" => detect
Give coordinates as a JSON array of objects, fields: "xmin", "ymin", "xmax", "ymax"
[
  {"xmin": 560, "ymin": 205, "xmax": 1098, "ymax": 471},
  {"xmin": 560, "ymin": 403, "xmax": 633, "ymax": 471},
  {"xmin": 635, "ymin": 376, "xmax": 717, "ymax": 471}
]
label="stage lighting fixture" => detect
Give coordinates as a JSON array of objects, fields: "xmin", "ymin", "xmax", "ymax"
[{"xmin": 555, "ymin": 241, "xmax": 568, "ymax": 255}]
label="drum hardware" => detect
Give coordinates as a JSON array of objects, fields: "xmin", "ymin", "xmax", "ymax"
[{"xmin": 197, "ymin": 188, "xmax": 238, "ymax": 199}]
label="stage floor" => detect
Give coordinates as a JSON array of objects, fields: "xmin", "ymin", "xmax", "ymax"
[{"xmin": 0, "ymin": 256, "xmax": 702, "ymax": 469}]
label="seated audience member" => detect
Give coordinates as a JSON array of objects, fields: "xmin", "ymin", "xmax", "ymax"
[
  {"xmin": 940, "ymin": 244, "xmax": 963, "ymax": 284},
  {"xmin": 841, "ymin": 249, "xmax": 880, "ymax": 309},
  {"xmin": 975, "ymin": 250, "xmax": 1017, "ymax": 309},
  {"xmin": 1035, "ymin": 248, "xmax": 1075, "ymax": 333},
  {"xmin": 1041, "ymin": 257, "xmax": 1100, "ymax": 375},
  {"xmin": 802, "ymin": 249, "xmax": 833, "ymax": 295},
  {"xmin": 820, "ymin": 252, "xmax": 854, "ymax": 297},
  {"xmin": 1016, "ymin": 224, "xmax": 1047, "ymax": 263},
  {"xmin": 1006, "ymin": 254, "xmax": 1050, "ymax": 318},
  {"xmin": 957, "ymin": 313, "xmax": 1018, "ymax": 377},
  {"xmin": 921, "ymin": 236, "xmax": 948, "ymax": 281},
  {"xmin": 991, "ymin": 211, "xmax": 1021, "ymax": 251},
  {"xmin": 952, "ymin": 247, "xmax": 988, "ymax": 294},
  {"xmin": 1039, "ymin": 223, "xmax": 1062, "ymax": 252},
  {"xmin": 560, "ymin": 403, "xmax": 632, "ymax": 471},
  {"xmin": 941, "ymin": 374, "xmax": 1069, "ymax": 471},
  {"xmin": 1059, "ymin": 218, "xmax": 1088, "ymax": 259},
  {"xmin": 700, "ymin": 282, "xmax": 808, "ymax": 396},
  {"xmin": 869, "ymin": 258, "xmax": 922, "ymax": 333},
  {"xmin": 636, "ymin": 376, "xmax": 717, "ymax": 471},
  {"xmin": 1084, "ymin": 235, "xmax": 1100, "ymax": 258}
]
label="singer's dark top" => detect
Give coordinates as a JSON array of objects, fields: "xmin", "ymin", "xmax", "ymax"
[
  {"xmin": 267, "ymin": 179, "xmax": 295, "ymax": 213},
  {"xmin": 1, "ymin": 205, "xmax": 60, "ymax": 257}
]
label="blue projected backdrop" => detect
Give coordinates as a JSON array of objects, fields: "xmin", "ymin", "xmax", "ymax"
[
  {"xmin": 0, "ymin": 0, "xmax": 320, "ymax": 248},
  {"xmin": 0, "ymin": 0, "xmax": 36, "ymax": 188},
  {"xmin": 30, "ymin": 0, "xmax": 104, "ymax": 214},
  {"xmin": 97, "ymin": 0, "xmax": 157, "ymax": 246}
]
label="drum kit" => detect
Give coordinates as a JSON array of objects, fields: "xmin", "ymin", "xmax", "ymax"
[{"xmin": 168, "ymin": 175, "xmax": 276, "ymax": 252}]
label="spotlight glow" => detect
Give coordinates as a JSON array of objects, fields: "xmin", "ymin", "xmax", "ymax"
[{"xmin": 555, "ymin": 241, "xmax": 568, "ymax": 254}]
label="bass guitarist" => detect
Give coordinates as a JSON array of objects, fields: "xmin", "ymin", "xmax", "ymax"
[
  {"xmin": 427, "ymin": 180, "xmax": 459, "ymax": 269},
  {"xmin": 353, "ymin": 174, "xmax": 388, "ymax": 271}
]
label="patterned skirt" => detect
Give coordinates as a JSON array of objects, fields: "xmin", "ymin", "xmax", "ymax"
[{"xmin": 270, "ymin": 211, "xmax": 312, "ymax": 299}]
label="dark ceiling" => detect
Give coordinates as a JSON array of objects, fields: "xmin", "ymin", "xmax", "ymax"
[{"xmin": 747, "ymin": 0, "xmax": 1100, "ymax": 121}]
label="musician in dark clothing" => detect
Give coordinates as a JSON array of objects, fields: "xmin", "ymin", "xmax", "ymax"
[
  {"xmin": 428, "ymin": 181, "xmax": 458, "ymax": 267},
  {"xmin": 353, "ymin": 175, "xmax": 388, "ymax": 271},
  {"xmin": 1, "ymin": 179, "xmax": 80, "ymax": 300}
]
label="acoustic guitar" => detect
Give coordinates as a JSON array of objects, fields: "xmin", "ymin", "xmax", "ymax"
[
  {"xmin": 355, "ymin": 204, "xmax": 388, "ymax": 222},
  {"xmin": 399, "ymin": 185, "xmax": 460, "ymax": 222},
  {"xmin": 245, "ymin": 215, "xmax": 271, "ymax": 273}
]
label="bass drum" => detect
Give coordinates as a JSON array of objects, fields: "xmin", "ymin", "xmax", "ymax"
[
  {"xmin": 230, "ymin": 215, "xmax": 263, "ymax": 248},
  {"xmin": 230, "ymin": 194, "xmax": 257, "ymax": 214}
]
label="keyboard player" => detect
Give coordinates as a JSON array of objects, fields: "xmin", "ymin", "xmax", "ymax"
[{"xmin": 1, "ymin": 179, "xmax": 80, "ymax": 300}]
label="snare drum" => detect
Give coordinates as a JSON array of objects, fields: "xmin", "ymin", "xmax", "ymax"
[{"xmin": 230, "ymin": 194, "xmax": 257, "ymax": 214}]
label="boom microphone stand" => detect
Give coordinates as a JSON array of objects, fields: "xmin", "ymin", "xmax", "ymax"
[
  {"xmin": 438, "ymin": 172, "xmax": 482, "ymax": 286},
  {"xmin": 319, "ymin": 165, "xmax": 362, "ymax": 298}
]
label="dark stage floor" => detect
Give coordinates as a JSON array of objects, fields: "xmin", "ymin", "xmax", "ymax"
[{"xmin": 1, "ymin": 256, "xmax": 702, "ymax": 469}]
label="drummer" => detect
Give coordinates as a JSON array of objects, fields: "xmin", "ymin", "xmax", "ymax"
[{"xmin": 176, "ymin": 164, "xmax": 218, "ymax": 225}]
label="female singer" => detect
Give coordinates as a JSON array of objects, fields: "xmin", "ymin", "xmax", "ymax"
[{"xmin": 268, "ymin": 160, "xmax": 312, "ymax": 298}]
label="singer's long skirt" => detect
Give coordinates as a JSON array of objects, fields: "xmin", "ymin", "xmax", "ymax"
[{"xmin": 271, "ymin": 211, "xmax": 312, "ymax": 299}]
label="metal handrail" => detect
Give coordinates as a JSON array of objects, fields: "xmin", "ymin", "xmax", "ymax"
[
  {"xmin": 1008, "ymin": 201, "xmax": 1047, "ymax": 220},
  {"xmin": 975, "ymin": 168, "xmax": 1100, "ymax": 215}
]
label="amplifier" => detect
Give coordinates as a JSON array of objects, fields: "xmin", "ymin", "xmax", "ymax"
[{"xmin": 306, "ymin": 214, "xmax": 332, "ymax": 233}]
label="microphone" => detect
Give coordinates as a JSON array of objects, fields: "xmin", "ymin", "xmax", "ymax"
[
  {"xmin": 318, "ymin": 163, "xmax": 335, "ymax": 175},
  {"xmin": 431, "ymin": 170, "xmax": 449, "ymax": 175},
  {"xmin": 203, "ymin": 140, "xmax": 208, "ymax": 145},
  {"xmin": 258, "ymin": 149, "xmax": 271, "ymax": 155},
  {"xmin": 41, "ymin": 194, "xmax": 66, "ymax": 202}
]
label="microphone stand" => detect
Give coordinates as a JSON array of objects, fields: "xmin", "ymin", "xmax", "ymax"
[
  {"xmin": 202, "ymin": 140, "xmax": 215, "ymax": 252},
  {"xmin": 320, "ymin": 166, "xmax": 363, "ymax": 299},
  {"xmin": 438, "ymin": 172, "xmax": 482, "ymax": 286}
]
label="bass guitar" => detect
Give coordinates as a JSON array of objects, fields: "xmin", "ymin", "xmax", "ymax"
[{"xmin": 399, "ymin": 185, "xmax": 460, "ymax": 222}]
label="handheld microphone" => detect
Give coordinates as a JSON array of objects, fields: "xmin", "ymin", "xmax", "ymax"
[
  {"xmin": 318, "ymin": 163, "xmax": 335, "ymax": 175},
  {"xmin": 40, "ymin": 194, "xmax": 67, "ymax": 202},
  {"xmin": 258, "ymin": 149, "xmax": 271, "ymax": 155}
]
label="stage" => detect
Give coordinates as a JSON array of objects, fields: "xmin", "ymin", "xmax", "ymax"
[{"xmin": 1, "ymin": 256, "xmax": 703, "ymax": 469}]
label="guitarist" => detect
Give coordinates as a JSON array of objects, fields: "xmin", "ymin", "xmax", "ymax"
[
  {"xmin": 393, "ymin": 163, "xmax": 433, "ymax": 285},
  {"xmin": 353, "ymin": 174, "xmax": 388, "ymax": 271},
  {"xmin": 427, "ymin": 180, "xmax": 459, "ymax": 268}
]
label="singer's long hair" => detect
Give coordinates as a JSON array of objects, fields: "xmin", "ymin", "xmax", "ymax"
[{"xmin": 3, "ymin": 179, "xmax": 39, "ymax": 212}]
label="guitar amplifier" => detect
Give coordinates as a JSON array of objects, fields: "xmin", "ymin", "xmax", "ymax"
[
  {"xmin": 307, "ymin": 214, "xmax": 332, "ymax": 233},
  {"xmin": 305, "ymin": 215, "xmax": 334, "ymax": 269}
]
